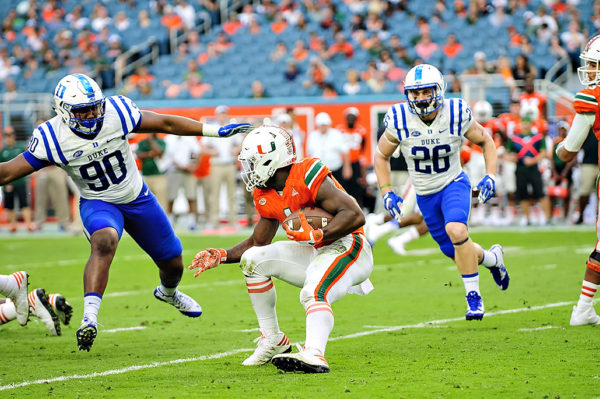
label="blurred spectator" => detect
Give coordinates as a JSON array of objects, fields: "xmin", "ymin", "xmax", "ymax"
[
  {"xmin": 489, "ymin": 4, "xmax": 511, "ymax": 28},
  {"xmin": 292, "ymin": 40, "xmax": 309, "ymax": 62},
  {"xmin": 3, "ymin": 78, "xmax": 18, "ymax": 102},
  {"xmin": 319, "ymin": 7, "xmax": 336, "ymax": 30},
  {"xmin": 114, "ymin": 11, "xmax": 130, "ymax": 31},
  {"xmin": 575, "ymin": 130, "xmax": 599, "ymax": 224},
  {"xmin": 560, "ymin": 20, "xmax": 586, "ymax": 70},
  {"xmin": 91, "ymin": 4, "xmax": 111, "ymax": 32},
  {"xmin": 368, "ymin": 34, "xmax": 388, "ymax": 58},
  {"xmin": 249, "ymin": 80, "xmax": 268, "ymax": 98},
  {"xmin": 161, "ymin": 5, "xmax": 183, "ymax": 31},
  {"xmin": 166, "ymin": 74, "xmax": 212, "ymax": 98},
  {"xmin": 508, "ymin": 25, "xmax": 524, "ymax": 47},
  {"xmin": 276, "ymin": 112, "xmax": 304, "ymax": 158},
  {"xmin": 360, "ymin": 60, "xmax": 378, "ymax": 82},
  {"xmin": 519, "ymin": 77, "xmax": 547, "ymax": 120},
  {"xmin": 447, "ymin": 72, "xmax": 462, "ymax": 94},
  {"xmin": 0, "ymin": 128, "xmax": 33, "ymax": 232},
  {"xmin": 186, "ymin": 31, "xmax": 203, "ymax": 55},
  {"xmin": 138, "ymin": 10, "xmax": 151, "ymax": 29},
  {"xmin": 202, "ymin": 106, "xmax": 242, "ymax": 228},
  {"xmin": 303, "ymin": 56, "xmax": 331, "ymax": 89},
  {"xmin": 322, "ymin": 82, "xmax": 338, "ymax": 98},
  {"xmin": 175, "ymin": 0, "xmax": 196, "ymax": 30},
  {"xmin": 343, "ymin": 69, "xmax": 362, "ymax": 95},
  {"xmin": 200, "ymin": 0, "xmax": 219, "ymax": 26},
  {"xmin": 350, "ymin": 14, "xmax": 366, "ymax": 32},
  {"xmin": 214, "ymin": 32, "xmax": 233, "ymax": 53},
  {"xmin": 33, "ymin": 165, "xmax": 70, "ymax": 232},
  {"xmin": 306, "ymin": 112, "xmax": 351, "ymax": 183},
  {"xmin": 326, "ymin": 32, "xmax": 354, "ymax": 59},
  {"xmin": 511, "ymin": 54, "xmax": 537, "ymax": 81},
  {"xmin": 549, "ymin": 35, "xmax": 568, "ymax": 61},
  {"xmin": 530, "ymin": 6, "xmax": 558, "ymax": 34},
  {"xmin": 163, "ymin": 134, "xmax": 201, "ymax": 230},
  {"xmin": 270, "ymin": 41, "xmax": 288, "ymax": 62},
  {"xmin": 365, "ymin": 12, "xmax": 386, "ymax": 33},
  {"xmin": 106, "ymin": 35, "xmax": 124, "ymax": 60},
  {"xmin": 549, "ymin": 121, "xmax": 576, "ymax": 222},
  {"xmin": 66, "ymin": 5, "xmax": 89, "ymax": 30},
  {"xmin": 366, "ymin": 69, "xmax": 388, "ymax": 93},
  {"xmin": 194, "ymin": 137, "xmax": 218, "ymax": 228},
  {"xmin": 174, "ymin": 42, "xmax": 190, "ymax": 64},
  {"xmin": 282, "ymin": 0, "xmax": 303, "ymax": 25},
  {"xmin": 335, "ymin": 107, "xmax": 368, "ymax": 207},
  {"xmin": 271, "ymin": 13, "xmax": 288, "ymax": 34},
  {"xmin": 197, "ymin": 42, "xmax": 220, "ymax": 65},
  {"xmin": 467, "ymin": 51, "xmax": 496, "ymax": 75},
  {"xmin": 239, "ymin": 4, "xmax": 257, "ymax": 26},
  {"xmin": 137, "ymin": 133, "xmax": 168, "ymax": 210},
  {"xmin": 68, "ymin": 55, "xmax": 92, "ymax": 76},
  {"xmin": 443, "ymin": 34, "xmax": 463, "ymax": 58},
  {"xmin": 284, "ymin": 59, "xmax": 301, "ymax": 81},
  {"xmin": 223, "ymin": 13, "xmax": 243, "ymax": 36},
  {"xmin": 309, "ymin": 31, "xmax": 325, "ymax": 52},
  {"xmin": 248, "ymin": 18, "xmax": 262, "ymax": 34}
]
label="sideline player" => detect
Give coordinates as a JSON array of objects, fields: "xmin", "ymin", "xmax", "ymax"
[
  {"xmin": 190, "ymin": 125, "xmax": 373, "ymax": 373},
  {"xmin": 556, "ymin": 35, "xmax": 600, "ymax": 325},
  {"xmin": 0, "ymin": 74, "xmax": 252, "ymax": 350},
  {"xmin": 374, "ymin": 64, "xmax": 510, "ymax": 320}
]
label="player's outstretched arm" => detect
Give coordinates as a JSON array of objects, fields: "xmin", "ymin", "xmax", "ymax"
[
  {"xmin": 465, "ymin": 121, "xmax": 498, "ymax": 203},
  {"xmin": 374, "ymin": 130, "xmax": 404, "ymax": 222},
  {"xmin": 0, "ymin": 154, "xmax": 36, "ymax": 185},
  {"xmin": 189, "ymin": 217, "xmax": 278, "ymax": 276},
  {"xmin": 138, "ymin": 110, "xmax": 253, "ymax": 137},
  {"xmin": 556, "ymin": 113, "xmax": 594, "ymax": 162},
  {"xmin": 313, "ymin": 177, "xmax": 365, "ymax": 242}
]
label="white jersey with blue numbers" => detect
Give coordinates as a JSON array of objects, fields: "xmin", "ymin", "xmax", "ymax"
[
  {"xmin": 25, "ymin": 95, "xmax": 143, "ymax": 204},
  {"xmin": 384, "ymin": 98, "xmax": 473, "ymax": 196}
]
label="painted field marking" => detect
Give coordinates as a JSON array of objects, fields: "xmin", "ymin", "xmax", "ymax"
[
  {"xmin": 104, "ymin": 326, "xmax": 147, "ymax": 333},
  {"xmin": 0, "ymin": 299, "xmax": 584, "ymax": 392},
  {"xmin": 518, "ymin": 326, "xmax": 559, "ymax": 332}
]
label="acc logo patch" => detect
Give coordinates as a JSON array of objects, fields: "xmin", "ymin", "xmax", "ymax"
[
  {"xmin": 258, "ymin": 198, "xmax": 267, "ymax": 206},
  {"xmin": 73, "ymin": 150, "xmax": 84, "ymax": 158},
  {"xmin": 383, "ymin": 113, "xmax": 391, "ymax": 129},
  {"xmin": 410, "ymin": 131, "xmax": 421, "ymax": 137}
]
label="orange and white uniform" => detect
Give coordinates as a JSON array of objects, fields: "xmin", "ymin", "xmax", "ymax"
[
  {"xmin": 519, "ymin": 91, "xmax": 547, "ymax": 119},
  {"xmin": 559, "ymin": 85, "xmax": 600, "ymax": 248},
  {"xmin": 240, "ymin": 157, "xmax": 373, "ymax": 306}
]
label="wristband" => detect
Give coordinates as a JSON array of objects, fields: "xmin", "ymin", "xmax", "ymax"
[
  {"xmin": 218, "ymin": 248, "xmax": 227, "ymax": 263},
  {"xmin": 380, "ymin": 184, "xmax": 392, "ymax": 190},
  {"xmin": 202, "ymin": 123, "xmax": 220, "ymax": 137}
]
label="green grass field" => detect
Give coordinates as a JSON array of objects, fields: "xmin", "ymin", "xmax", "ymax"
[{"xmin": 1, "ymin": 227, "xmax": 599, "ymax": 398}]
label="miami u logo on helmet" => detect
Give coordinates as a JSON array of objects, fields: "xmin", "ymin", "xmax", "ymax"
[{"xmin": 257, "ymin": 142, "xmax": 276, "ymax": 154}]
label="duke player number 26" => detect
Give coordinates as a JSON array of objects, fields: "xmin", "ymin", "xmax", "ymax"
[
  {"xmin": 411, "ymin": 144, "xmax": 451, "ymax": 174},
  {"xmin": 79, "ymin": 150, "xmax": 127, "ymax": 191}
]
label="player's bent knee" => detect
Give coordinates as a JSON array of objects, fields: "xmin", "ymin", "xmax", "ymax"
[
  {"xmin": 90, "ymin": 228, "xmax": 119, "ymax": 256},
  {"xmin": 445, "ymin": 222, "xmax": 468, "ymax": 242},
  {"xmin": 300, "ymin": 286, "xmax": 316, "ymax": 308},
  {"xmin": 240, "ymin": 246, "xmax": 268, "ymax": 277}
]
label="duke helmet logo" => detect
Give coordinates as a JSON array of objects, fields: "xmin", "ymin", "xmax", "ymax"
[{"xmin": 73, "ymin": 150, "xmax": 84, "ymax": 158}]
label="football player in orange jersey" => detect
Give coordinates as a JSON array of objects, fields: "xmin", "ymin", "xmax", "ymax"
[
  {"xmin": 557, "ymin": 35, "xmax": 600, "ymax": 325},
  {"xmin": 190, "ymin": 125, "xmax": 374, "ymax": 373}
]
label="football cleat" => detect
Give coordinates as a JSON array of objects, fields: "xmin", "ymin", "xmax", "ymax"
[
  {"xmin": 387, "ymin": 235, "xmax": 407, "ymax": 256},
  {"xmin": 364, "ymin": 214, "xmax": 386, "ymax": 246},
  {"xmin": 569, "ymin": 305, "xmax": 600, "ymax": 326},
  {"xmin": 77, "ymin": 317, "xmax": 98, "ymax": 351},
  {"xmin": 488, "ymin": 244, "xmax": 509, "ymax": 290},
  {"xmin": 48, "ymin": 293, "xmax": 73, "ymax": 325},
  {"xmin": 465, "ymin": 290, "xmax": 484, "ymax": 321},
  {"xmin": 8, "ymin": 271, "xmax": 29, "ymax": 326},
  {"xmin": 272, "ymin": 346, "xmax": 330, "ymax": 373},
  {"xmin": 28, "ymin": 288, "xmax": 60, "ymax": 335},
  {"xmin": 242, "ymin": 332, "xmax": 291, "ymax": 366},
  {"xmin": 153, "ymin": 287, "xmax": 202, "ymax": 317}
]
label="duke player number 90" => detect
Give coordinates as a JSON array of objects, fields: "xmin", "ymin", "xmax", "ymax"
[{"xmin": 79, "ymin": 150, "xmax": 127, "ymax": 191}]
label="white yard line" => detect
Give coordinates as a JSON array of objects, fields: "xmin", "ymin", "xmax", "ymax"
[
  {"xmin": 518, "ymin": 326, "xmax": 560, "ymax": 331},
  {"xmin": 104, "ymin": 326, "xmax": 147, "ymax": 333},
  {"xmin": 0, "ymin": 299, "xmax": 583, "ymax": 392}
]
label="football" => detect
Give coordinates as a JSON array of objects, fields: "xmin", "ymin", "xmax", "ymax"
[{"xmin": 283, "ymin": 207, "xmax": 333, "ymax": 230}]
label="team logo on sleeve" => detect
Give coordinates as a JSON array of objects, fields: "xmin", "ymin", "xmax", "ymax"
[
  {"xmin": 383, "ymin": 113, "xmax": 391, "ymax": 129},
  {"xmin": 259, "ymin": 198, "xmax": 267, "ymax": 205},
  {"xmin": 73, "ymin": 150, "xmax": 84, "ymax": 158}
]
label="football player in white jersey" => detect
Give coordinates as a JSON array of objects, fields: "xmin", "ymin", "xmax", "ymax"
[
  {"xmin": 374, "ymin": 64, "xmax": 510, "ymax": 320},
  {"xmin": 0, "ymin": 74, "xmax": 252, "ymax": 350}
]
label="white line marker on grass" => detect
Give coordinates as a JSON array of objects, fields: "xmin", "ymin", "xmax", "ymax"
[
  {"xmin": 518, "ymin": 326, "xmax": 559, "ymax": 331},
  {"xmin": 104, "ymin": 326, "xmax": 147, "ymax": 333},
  {"xmin": 0, "ymin": 299, "xmax": 581, "ymax": 392}
]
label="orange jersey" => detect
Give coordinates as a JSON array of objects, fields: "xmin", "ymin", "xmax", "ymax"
[
  {"xmin": 253, "ymin": 157, "xmax": 364, "ymax": 235},
  {"xmin": 573, "ymin": 86, "xmax": 600, "ymax": 165},
  {"xmin": 471, "ymin": 117, "xmax": 504, "ymax": 153},
  {"xmin": 335, "ymin": 123, "xmax": 368, "ymax": 163},
  {"xmin": 519, "ymin": 92, "xmax": 547, "ymax": 117}
]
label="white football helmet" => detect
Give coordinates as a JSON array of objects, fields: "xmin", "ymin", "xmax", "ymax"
[
  {"xmin": 520, "ymin": 104, "xmax": 539, "ymax": 122},
  {"xmin": 404, "ymin": 64, "xmax": 446, "ymax": 116},
  {"xmin": 238, "ymin": 125, "xmax": 297, "ymax": 192},
  {"xmin": 578, "ymin": 35, "xmax": 600, "ymax": 86},
  {"xmin": 54, "ymin": 74, "xmax": 105, "ymax": 137},
  {"xmin": 473, "ymin": 100, "xmax": 493, "ymax": 123}
]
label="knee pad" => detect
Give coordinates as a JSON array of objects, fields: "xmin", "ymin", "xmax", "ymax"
[
  {"xmin": 587, "ymin": 251, "xmax": 600, "ymax": 272},
  {"xmin": 239, "ymin": 246, "xmax": 264, "ymax": 276},
  {"xmin": 300, "ymin": 286, "xmax": 316, "ymax": 308}
]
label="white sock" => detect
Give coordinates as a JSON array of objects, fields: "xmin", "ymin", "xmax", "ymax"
[
  {"xmin": 462, "ymin": 273, "xmax": 480, "ymax": 294},
  {"xmin": 245, "ymin": 276, "xmax": 280, "ymax": 336},
  {"xmin": 479, "ymin": 247, "xmax": 497, "ymax": 268},
  {"xmin": 398, "ymin": 226, "xmax": 419, "ymax": 244},
  {"xmin": 83, "ymin": 293, "xmax": 102, "ymax": 323},
  {"xmin": 159, "ymin": 284, "xmax": 177, "ymax": 296},
  {"xmin": 0, "ymin": 275, "xmax": 14, "ymax": 296},
  {"xmin": 304, "ymin": 301, "xmax": 334, "ymax": 355},
  {"xmin": 577, "ymin": 280, "xmax": 598, "ymax": 308},
  {"xmin": 0, "ymin": 300, "xmax": 16, "ymax": 324}
]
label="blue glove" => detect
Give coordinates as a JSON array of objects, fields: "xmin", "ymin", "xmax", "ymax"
[
  {"xmin": 383, "ymin": 190, "xmax": 404, "ymax": 223},
  {"xmin": 218, "ymin": 123, "xmax": 253, "ymax": 137},
  {"xmin": 476, "ymin": 174, "xmax": 496, "ymax": 204}
]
